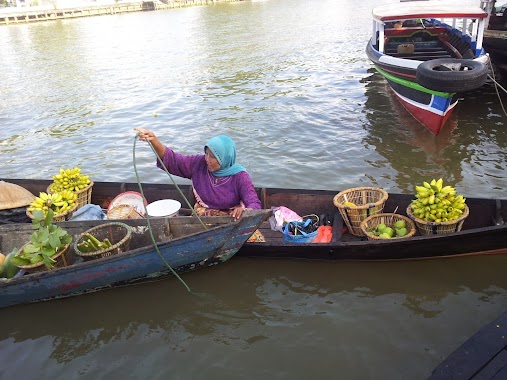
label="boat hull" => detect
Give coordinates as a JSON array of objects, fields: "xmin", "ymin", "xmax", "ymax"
[
  {"xmin": 1, "ymin": 179, "xmax": 506, "ymax": 262},
  {"xmin": 366, "ymin": 41, "xmax": 458, "ymax": 135},
  {"xmin": 0, "ymin": 210, "xmax": 270, "ymax": 309}
]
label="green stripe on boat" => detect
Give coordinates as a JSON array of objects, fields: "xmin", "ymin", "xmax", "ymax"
[{"xmin": 375, "ymin": 66, "xmax": 453, "ymax": 98}]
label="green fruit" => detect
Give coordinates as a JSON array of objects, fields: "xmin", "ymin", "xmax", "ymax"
[
  {"xmin": 0, "ymin": 250, "xmax": 20, "ymax": 279},
  {"xmin": 376, "ymin": 223, "xmax": 387, "ymax": 232},
  {"xmin": 379, "ymin": 233, "xmax": 391, "ymax": 239},
  {"xmin": 394, "ymin": 220, "xmax": 406, "ymax": 229},
  {"xmin": 396, "ymin": 227, "xmax": 408, "ymax": 237},
  {"xmin": 383, "ymin": 227, "xmax": 394, "ymax": 237}
]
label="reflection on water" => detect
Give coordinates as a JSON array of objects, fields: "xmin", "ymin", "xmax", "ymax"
[{"xmin": 2, "ymin": 257, "xmax": 507, "ymax": 379}]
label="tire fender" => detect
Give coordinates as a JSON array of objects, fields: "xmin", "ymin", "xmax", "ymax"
[{"xmin": 416, "ymin": 59, "xmax": 488, "ymax": 93}]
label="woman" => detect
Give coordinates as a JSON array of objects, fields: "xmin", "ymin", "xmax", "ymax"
[{"xmin": 134, "ymin": 128, "xmax": 262, "ymax": 222}]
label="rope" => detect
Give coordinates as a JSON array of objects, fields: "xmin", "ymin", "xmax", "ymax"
[
  {"xmin": 132, "ymin": 135, "xmax": 191, "ymax": 292},
  {"xmin": 488, "ymin": 61, "xmax": 507, "ymax": 117}
]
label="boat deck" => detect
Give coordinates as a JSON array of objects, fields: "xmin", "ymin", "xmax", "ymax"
[
  {"xmin": 382, "ymin": 27, "xmax": 474, "ymax": 60},
  {"xmin": 428, "ymin": 310, "xmax": 507, "ymax": 379}
]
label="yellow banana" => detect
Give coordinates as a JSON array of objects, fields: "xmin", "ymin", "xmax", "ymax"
[{"xmin": 436, "ymin": 178, "xmax": 443, "ymax": 191}]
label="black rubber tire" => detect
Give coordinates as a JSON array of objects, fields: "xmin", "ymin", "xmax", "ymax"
[{"xmin": 416, "ymin": 59, "xmax": 488, "ymax": 93}]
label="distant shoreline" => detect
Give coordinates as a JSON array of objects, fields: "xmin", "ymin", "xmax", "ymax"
[{"xmin": 0, "ymin": 0, "xmax": 242, "ymax": 25}]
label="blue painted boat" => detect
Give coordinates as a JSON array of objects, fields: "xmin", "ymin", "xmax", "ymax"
[{"xmin": 0, "ymin": 210, "xmax": 270, "ymax": 309}]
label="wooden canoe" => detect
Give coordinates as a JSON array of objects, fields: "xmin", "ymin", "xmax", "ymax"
[
  {"xmin": 1, "ymin": 179, "xmax": 506, "ymax": 261},
  {"xmin": 0, "ymin": 209, "xmax": 270, "ymax": 309},
  {"xmin": 428, "ymin": 309, "xmax": 507, "ymax": 379}
]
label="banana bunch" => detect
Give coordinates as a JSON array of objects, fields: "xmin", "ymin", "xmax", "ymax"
[
  {"xmin": 27, "ymin": 190, "xmax": 78, "ymax": 217},
  {"xmin": 49, "ymin": 167, "xmax": 91, "ymax": 193},
  {"xmin": 409, "ymin": 178, "xmax": 466, "ymax": 223}
]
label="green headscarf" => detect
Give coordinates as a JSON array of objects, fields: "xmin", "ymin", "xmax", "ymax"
[{"xmin": 205, "ymin": 135, "xmax": 246, "ymax": 177}]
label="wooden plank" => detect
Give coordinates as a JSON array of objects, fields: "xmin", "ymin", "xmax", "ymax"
[{"xmin": 429, "ymin": 311, "xmax": 507, "ymax": 379}]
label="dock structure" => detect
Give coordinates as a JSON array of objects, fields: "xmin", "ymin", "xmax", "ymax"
[{"xmin": 0, "ymin": 0, "xmax": 241, "ymax": 25}]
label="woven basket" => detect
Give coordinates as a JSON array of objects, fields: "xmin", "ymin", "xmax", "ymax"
[
  {"xmin": 47, "ymin": 181, "xmax": 93, "ymax": 210},
  {"xmin": 360, "ymin": 213, "xmax": 416, "ymax": 241},
  {"xmin": 406, "ymin": 204, "xmax": 469, "ymax": 235},
  {"xmin": 333, "ymin": 187, "xmax": 389, "ymax": 236},
  {"xmin": 15, "ymin": 243, "xmax": 71, "ymax": 273},
  {"xmin": 74, "ymin": 222, "xmax": 132, "ymax": 261},
  {"xmin": 26, "ymin": 204, "xmax": 78, "ymax": 222},
  {"xmin": 106, "ymin": 204, "xmax": 144, "ymax": 220},
  {"xmin": 75, "ymin": 181, "xmax": 93, "ymax": 209}
]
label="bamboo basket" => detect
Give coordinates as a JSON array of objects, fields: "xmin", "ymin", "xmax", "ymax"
[
  {"xmin": 26, "ymin": 204, "xmax": 78, "ymax": 222},
  {"xmin": 333, "ymin": 187, "xmax": 389, "ymax": 236},
  {"xmin": 106, "ymin": 204, "xmax": 144, "ymax": 220},
  {"xmin": 406, "ymin": 205, "xmax": 469, "ymax": 235},
  {"xmin": 360, "ymin": 213, "xmax": 416, "ymax": 241},
  {"xmin": 47, "ymin": 181, "xmax": 93, "ymax": 210},
  {"xmin": 14, "ymin": 243, "xmax": 71, "ymax": 273},
  {"xmin": 74, "ymin": 222, "xmax": 132, "ymax": 261}
]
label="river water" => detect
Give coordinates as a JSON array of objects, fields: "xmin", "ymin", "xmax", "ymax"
[{"xmin": 1, "ymin": 0, "xmax": 507, "ymax": 379}]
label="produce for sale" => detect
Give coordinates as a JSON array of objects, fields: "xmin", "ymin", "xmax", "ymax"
[
  {"xmin": 409, "ymin": 178, "xmax": 466, "ymax": 222},
  {"xmin": 77, "ymin": 234, "xmax": 113, "ymax": 252},
  {"xmin": 49, "ymin": 167, "xmax": 91, "ymax": 193},
  {"xmin": 368, "ymin": 220, "xmax": 408, "ymax": 239},
  {"xmin": 27, "ymin": 190, "xmax": 78, "ymax": 217}
]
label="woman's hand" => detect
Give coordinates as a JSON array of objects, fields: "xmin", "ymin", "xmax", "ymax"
[
  {"xmin": 134, "ymin": 128, "xmax": 157, "ymax": 142},
  {"xmin": 231, "ymin": 205, "xmax": 250, "ymax": 220},
  {"xmin": 133, "ymin": 128, "xmax": 166, "ymax": 159}
]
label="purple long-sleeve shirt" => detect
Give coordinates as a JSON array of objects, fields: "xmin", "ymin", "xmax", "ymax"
[{"xmin": 157, "ymin": 147, "xmax": 261, "ymax": 210}]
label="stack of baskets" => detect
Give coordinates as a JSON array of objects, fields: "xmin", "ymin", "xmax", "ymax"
[
  {"xmin": 360, "ymin": 213, "xmax": 416, "ymax": 240},
  {"xmin": 74, "ymin": 222, "xmax": 132, "ymax": 261},
  {"xmin": 106, "ymin": 205, "xmax": 143, "ymax": 220},
  {"xmin": 333, "ymin": 187, "xmax": 388, "ymax": 236},
  {"xmin": 406, "ymin": 204, "xmax": 469, "ymax": 235}
]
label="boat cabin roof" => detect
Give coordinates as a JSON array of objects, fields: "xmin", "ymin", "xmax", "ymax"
[{"xmin": 372, "ymin": 2, "xmax": 487, "ymax": 23}]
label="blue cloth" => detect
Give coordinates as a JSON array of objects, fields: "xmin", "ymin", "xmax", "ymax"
[
  {"xmin": 204, "ymin": 135, "xmax": 246, "ymax": 177},
  {"xmin": 70, "ymin": 204, "xmax": 106, "ymax": 221}
]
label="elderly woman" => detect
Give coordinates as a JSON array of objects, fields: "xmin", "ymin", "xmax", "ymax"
[{"xmin": 134, "ymin": 128, "xmax": 261, "ymax": 222}]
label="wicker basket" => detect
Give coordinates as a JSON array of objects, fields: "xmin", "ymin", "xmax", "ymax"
[
  {"xmin": 360, "ymin": 213, "xmax": 416, "ymax": 241},
  {"xmin": 106, "ymin": 204, "xmax": 144, "ymax": 220},
  {"xmin": 15, "ymin": 243, "xmax": 71, "ymax": 273},
  {"xmin": 74, "ymin": 222, "xmax": 132, "ymax": 261},
  {"xmin": 333, "ymin": 187, "xmax": 389, "ymax": 236},
  {"xmin": 47, "ymin": 181, "xmax": 93, "ymax": 210},
  {"xmin": 406, "ymin": 204, "xmax": 469, "ymax": 235},
  {"xmin": 26, "ymin": 204, "xmax": 78, "ymax": 222}
]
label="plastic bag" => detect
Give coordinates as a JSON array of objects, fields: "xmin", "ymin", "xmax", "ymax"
[
  {"xmin": 282, "ymin": 215, "xmax": 319, "ymax": 243},
  {"xmin": 70, "ymin": 204, "xmax": 107, "ymax": 221},
  {"xmin": 313, "ymin": 225, "xmax": 333, "ymax": 243},
  {"xmin": 269, "ymin": 206, "xmax": 301, "ymax": 232}
]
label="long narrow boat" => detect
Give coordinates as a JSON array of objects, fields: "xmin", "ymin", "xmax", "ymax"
[
  {"xmin": 1, "ymin": 179, "xmax": 506, "ymax": 261},
  {"xmin": 366, "ymin": 1, "xmax": 490, "ymax": 135},
  {"xmin": 428, "ymin": 308, "xmax": 507, "ymax": 379},
  {"xmin": 0, "ymin": 209, "xmax": 270, "ymax": 309}
]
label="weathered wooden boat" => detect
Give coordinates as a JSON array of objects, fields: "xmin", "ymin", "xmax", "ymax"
[
  {"xmin": 428, "ymin": 308, "xmax": 507, "ymax": 379},
  {"xmin": 482, "ymin": 0, "xmax": 507, "ymax": 72},
  {"xmin": 1, "ymin": 179, "xmax": 506, "ymax": 261},
  {"xmin": 0, "ymin": 209, "xmax": 270, "ymax": 309},
  {"xmin": 366, "ymin": 1, "xmax": 490, "ymax": 135}
]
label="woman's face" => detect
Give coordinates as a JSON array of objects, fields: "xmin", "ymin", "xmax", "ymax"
[{"xmin": 205, "ymin": 148, "xmax": 221, "ymax": 172}]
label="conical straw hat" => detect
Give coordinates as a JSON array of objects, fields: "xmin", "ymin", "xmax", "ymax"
[{"xmin": 0, "ymin": 181, "xmax": 36, "ymax": 210}]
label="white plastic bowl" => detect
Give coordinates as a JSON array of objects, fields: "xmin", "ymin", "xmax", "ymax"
[{"xmin": 146, "ymin": 199, "xmax": 181, "ymax": 217}]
